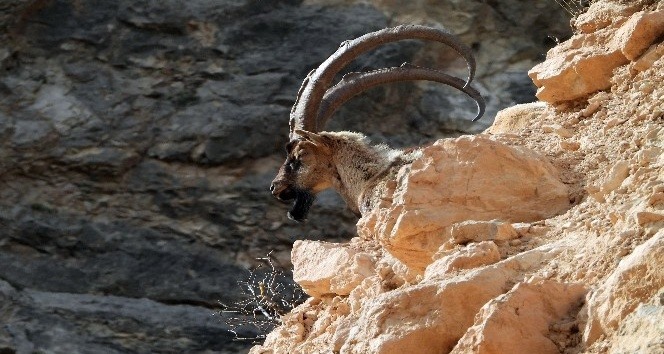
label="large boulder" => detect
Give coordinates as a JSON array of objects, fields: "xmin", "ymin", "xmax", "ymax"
[
  {"xmin": 452, "ymin": 279, "xmax": 586, "ymax": 354},
  {"xmin": 358, "ymin": 135, "xmax": 570, "ymax": 269}
]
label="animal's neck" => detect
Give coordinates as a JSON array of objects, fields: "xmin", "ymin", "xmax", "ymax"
[{"xmin": 330, "ymin": 142, "xmax": 397, "ymax": 215}]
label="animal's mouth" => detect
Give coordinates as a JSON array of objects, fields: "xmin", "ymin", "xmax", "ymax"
[
  {"xmin": 275, "ymin": 187, "xmax": 296, "ymax": 203},
  {"xmin": 272, "ymin": 186, "xmax": 315, "ymax": 222},
  {"xmin": 288, "ymin": 189, "xmax": 315, "ymax": 223}
]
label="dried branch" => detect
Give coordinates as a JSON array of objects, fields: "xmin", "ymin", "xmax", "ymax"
[{"xmin": 216, "ymin": 252, "xmax": 307, "ymax": 342}]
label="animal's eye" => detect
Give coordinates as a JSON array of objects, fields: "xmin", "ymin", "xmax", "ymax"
[
  {"xmin": 289, "ymin": 159, "xmax": 300, "ymax": 170},
  {"xmin": 285, "ymin": 158, "xmax": 300, "ymax": 172}
]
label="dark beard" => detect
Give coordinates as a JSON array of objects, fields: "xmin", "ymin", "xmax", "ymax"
[{"xmin": 287, "ymin": 189, "xmax": 315, "ymax": 222}]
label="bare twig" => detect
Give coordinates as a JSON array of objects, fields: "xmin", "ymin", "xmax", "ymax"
[
  {"xmin": 216, "ymin": 252, "xmax": 307, "ymax": 342},
  {"xmin": 553, "ymin": 0, "xmax": 592, "ymax": 18}
]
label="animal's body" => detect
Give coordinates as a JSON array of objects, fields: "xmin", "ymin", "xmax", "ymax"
[{"xmin": 270, "ymin": 25, "xmax": 484, "ymax": 222}]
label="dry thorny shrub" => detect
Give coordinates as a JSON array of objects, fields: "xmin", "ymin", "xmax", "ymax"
[
  {"xmin": 217, "ymin": 252, "xmax": 307, "ymax": 342},
  {"xmin": 553, "ymin": 0, "xmax": 592, "ymax": 18}
]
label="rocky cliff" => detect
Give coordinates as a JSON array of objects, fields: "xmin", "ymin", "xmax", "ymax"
[
  {"xmin": 251, "ymin": 0, "xmax": 664, "ymax": 353},
  {"xmin": 0, "ymin": 0, "xmax": 572, "ymax": 353}
]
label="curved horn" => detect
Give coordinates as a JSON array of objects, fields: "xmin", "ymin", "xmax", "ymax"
[
  {"xmin": 289, "ymin": 25, "xmax": 476, "ymax": 140},
  {"xmin": 317, "ymin": 65, "xmax": 485, "ymax": 127}
]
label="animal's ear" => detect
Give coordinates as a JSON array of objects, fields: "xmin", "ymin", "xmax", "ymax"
[{"xmin": 294, "ymin": 129, "xmax": 331, "ymax": 152}]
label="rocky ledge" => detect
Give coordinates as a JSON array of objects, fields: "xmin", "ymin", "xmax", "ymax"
[{"xmin": 251, "ymin": 0, "xmax": 664, "ymax": 353}]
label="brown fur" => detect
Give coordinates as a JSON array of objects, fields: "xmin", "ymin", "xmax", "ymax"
[{"xmin": 271, "ymin": 130, "xmax": 419, "ymax": 220}]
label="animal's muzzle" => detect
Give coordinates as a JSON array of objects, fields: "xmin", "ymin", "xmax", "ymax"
[
  {"xmin": 270, "ymin": 181, "xmax": 314, "ymax": 223},
  {"xmin": 270, "ymin": 182, "xmax": 296, "ymax": 202}
]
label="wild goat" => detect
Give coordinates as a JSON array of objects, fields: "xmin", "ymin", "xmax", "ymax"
[{"xmin": 270, "ymin": 25, "xmax": 485, "ymax": 222}]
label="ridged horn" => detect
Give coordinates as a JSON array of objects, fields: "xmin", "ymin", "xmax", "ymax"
[
  {"xmin": 317, "ymin": 65, "xmax": 485, "ymax": 128},
  {"xmin": 289, "ymin": 25, "xmax": 477, "ymax": 140}
]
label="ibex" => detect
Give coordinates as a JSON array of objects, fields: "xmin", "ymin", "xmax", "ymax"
[{"xmin": 270, "ymin": 25, "xmax": 485, "ymax": 222}]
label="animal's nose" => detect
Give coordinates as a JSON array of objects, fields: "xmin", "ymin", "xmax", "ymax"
[
  {"xmin": 270, "ymin": 181, "xmax": 284, "ymax": 196},
  {"xmin": 270, "ymin": 180, "xmax": 294, "ymax": 201}
]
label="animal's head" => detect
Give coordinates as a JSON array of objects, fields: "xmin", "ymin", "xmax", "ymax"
[
  {"xmin": 270, "ymin": 130, "xmax": 336, "ymax": 222},
  {"xmin": 271, "ymin": 25, "xmax": 486, "ymax": 222}
]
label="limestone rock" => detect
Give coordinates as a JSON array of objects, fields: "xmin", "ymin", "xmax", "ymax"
[
  {"xmin": 358, "ymin": 135, "xmax": 569, "ymax": 269},
  {"xmin": 446, "ymin": 220, "xmax": 519, "ymax": 245},
  {"xmin": 601, "ymin": 161, "xmax": 631, "ymax": 194},
  {"xmin": 529, "ymin": 8, "xmax": 664, "ymax": 103},
  {"xmin": 487, "ymin": 102, "xmax": 548, "ymax": 135},
  {"xmin": 608, "ymin": 290, "xmax": 664, "ymax": 354},
  {"xmin": 292, "ymin": 240, "xmax": 378, "ymax": 298},
  {"xmin": 614, "ymin": 10, "xmax": 664, "ymax": 61},
  {"xmin": 528, "ymin": 38, "xmax": 627, "ymax": 103},
  {"xmin": 253, "ymin": 2, "xmax": 664, "ymax": 353},
  {"xmin": 573, "ymin": 0, "xmax": 648, "ymax": 34},
  {"xmin": 584, "ymin": 229, "xmax": 664, "ymax": 345},
  {"xmin": 338, "ymin": 244, "xmax": 563, "ymax": 354},
  {"xmin": 374, "ymin": 251, "xmax": 420, "ymax": 288},
  {"xmin": 451, "ymin": 279, "xmax": 586, "ymax": 354},
  {"xmin": 340, "ymin": 265, "xmax": 514, "ymax": 354},
  {"xmin": 425, "ymin": 241, "xmax": 501, "ymax": 277},
  {"xmin": 634, "ymin": 42, "xmax": 664, "ymax": 71}
]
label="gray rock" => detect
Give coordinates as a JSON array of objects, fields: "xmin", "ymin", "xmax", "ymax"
[
  {"xmin": 62, "ymin": 147, "xmax": 140, "ymax": 175},
  {"xmin": 0, "ymin": 280, "xmax": 252, "ymax": 354},
  {"xmin": 11, "ymin": 118, "xmax": 54, "ymax": 147}
]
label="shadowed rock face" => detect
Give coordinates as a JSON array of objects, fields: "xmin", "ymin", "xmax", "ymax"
[{"xmin": 0, "ymin": 0, "xmax": 570, "ymax": 352}]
